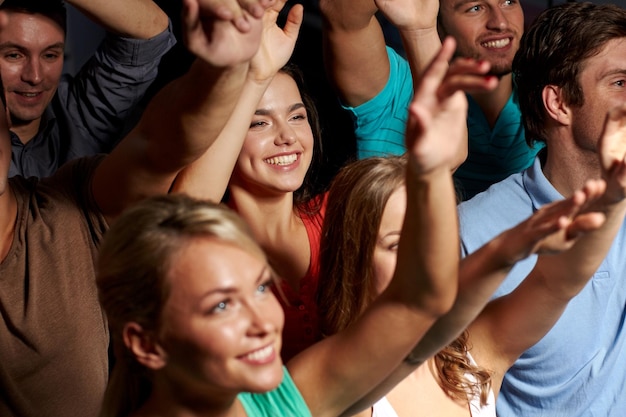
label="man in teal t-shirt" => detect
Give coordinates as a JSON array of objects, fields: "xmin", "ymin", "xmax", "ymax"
[{"xmin": 321, "ymin": 0, "xmax": 544, "ymax": 200}]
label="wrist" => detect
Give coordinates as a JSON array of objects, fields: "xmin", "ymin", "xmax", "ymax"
[{"xmin": 399, "ymin": 25, "xmax": 439, "ymax": 38}]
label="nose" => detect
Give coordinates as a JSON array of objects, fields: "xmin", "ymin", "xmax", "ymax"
[
  {"xmin": 486, "ymin": 6, "xmax": 509, "ymax": 31},
  {"xmin": 245, "ymin": 300, "xmax": 277, "ymax": 336},
  {"xmin": 21, "ymin": 57, "xmax": 43, "ymax": 85},
  {"xmin": 274, "ymin": 121, "xmax": 297, "ymax": 146}
]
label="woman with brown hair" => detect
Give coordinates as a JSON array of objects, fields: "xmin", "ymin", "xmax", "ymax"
[
  {"xmin": 96, "ymin": 36, "xmax": 512, "ymax": 417},
  {"xmin": 317, "ymin": 135, "xmax": 626, "ymax": 416}
]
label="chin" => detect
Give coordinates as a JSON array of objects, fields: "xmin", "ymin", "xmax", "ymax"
[{"xmin": 244, "ymin": 366, "xmax": 284, "ymax": 393}]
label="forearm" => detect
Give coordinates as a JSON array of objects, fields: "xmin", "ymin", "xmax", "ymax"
[
  {"xmin": 67, "ymin": 0, "xmax": 169, "ymax": 39},
  {"xmin": 321, "ymin": 0, "xmax": 390, "ymax": 106},
  {"xmin": 140, "ymin": 60, "xmax": 250, "ymax": 174},
  {"xmin": 537, "ymin": 200, "xmax": 626, "ymax": 298},
  {"xmin": 400, "ymin": 27, "xmax": 442, "ymax": 83},
  {"xmin": 468, "ymin": 200, "xmax": 625, "ymax": 372},
  {"xmin": 335, "ymin": 168, "xmax": 461, "ymax": 416},
  {"xmin": 399, "ymin": 28, "xmax": 469, "ymax": 169},
  {"xmin": 171, "ymin": 74, "xmax": 272, "ymax": 200},
  {"xmin": 389, "ymin": 167, "xmax": 458, "ymax": 314}
]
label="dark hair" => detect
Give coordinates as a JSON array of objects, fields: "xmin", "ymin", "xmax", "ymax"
[
  {"xmin": 514, "ymin": 2, "xmax": 626, "ymax": 147},
  {"xmin": 1, "ymin": 0, "xmax": 67, "ymax": 34},
  {"xmin": 279, "ymin": 63, "xmax": 325, "ymax": 210},
  {"xmin": 318, "ymin": 156, "xmax": 492, "ymax": 406}
]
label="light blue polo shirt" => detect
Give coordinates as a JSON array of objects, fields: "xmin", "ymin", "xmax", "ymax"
[{"xmin": 458, "ymin": 157, "xmax": 626, "ymax": 416}]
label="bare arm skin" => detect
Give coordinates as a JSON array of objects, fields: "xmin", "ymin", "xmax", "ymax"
[
  {"xmin": 345, "ymin": 103, "xmax": 626, "ymax": 413},
  {"xmin": 470, "ymin": 103, "xmax": 626, "ymax": 395},
  {"xmin": 69, "ymin": 0, "xmax": 275, "ymax": 37},
  {"xmin": 171, "ymin": 1, "xmax": 303, "ymax": 202},
  {"xmin": 286, "ymin": 38, "xmax": 493, "ymax": 417},
  {"xmin": 66, "ymin": 0, "xmax": 169, "ymax": 39},
  {"xmin": 320, "ymin": 0, "xmax": 389, "ymax": 107},
  {"xmin": 91, "ymin": 0, "xmax": 266, "ymax": 221}
]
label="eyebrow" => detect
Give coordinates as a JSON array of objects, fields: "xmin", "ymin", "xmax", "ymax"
[
  {"xmin": 598, "ymin": 68, "xmax": 626, "ymax": 82},
  {"xmin": 199, "ymin": 266, "xmax": 270, "ymax": 299},
  {"xmin": 0, "ymin": 41, "xmax": 65, "ymax": 52},
  {"xmin": 451, "ymin": 0, "xmax": 479, "ymax": 10},
  {"xmin": 378, "ymin": 231, "xmax": 401, "ymax": 243},
  {"xmin": 254, "ymin": 102, "xmax": 305, "ymax": 116}
]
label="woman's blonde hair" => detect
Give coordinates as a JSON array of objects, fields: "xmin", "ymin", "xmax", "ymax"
[
  {"xmin": 96, "ymin": 194, "xmax": 267, "ymax": 417},
  {"xmin": 317, "ymin": 155, "xmax": 492, "ymax": 406}
]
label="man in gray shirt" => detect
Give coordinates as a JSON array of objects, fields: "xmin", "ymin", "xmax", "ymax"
[{"xmin": 1, "ymin": 0, "xmax": 175, "ymax": 178}]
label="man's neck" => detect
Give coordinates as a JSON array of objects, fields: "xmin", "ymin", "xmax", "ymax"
[
  {"xmin": 469, "ymin": 73, "xmax": 513, "ymax": 128},
  {"xmin": 542, "ymin": 132, "xmax": 602, "ymax": 198},
  {"xmin": 11, "ymin": 119, "xmax": 41, "ymax": 145}
]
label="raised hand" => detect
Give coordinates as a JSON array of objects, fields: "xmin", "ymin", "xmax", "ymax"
[
  {"xmin": 493, "ymin": 179, "xmax": 607, "ymax": 268},
  {"xmin": 598, "ymin": 103, "xmax": 626, "ymax": 203},
  {"xmin": 248, "ymin": 1, "xmax": 303, "ymax": 82},
  {"xmin": 405, "ymin": 37, "xmax": 497, "ymax": 176},
  {"xmin": 201, "ymin": 0, "xmax": 276, "ymax": 32},
  {"xmin": 183, "ymin": 0, "xmax": 263, "ymax": 66},
  {"xmin": 375, "ymin": 0, "xmax": 439, "ymax": 31}
]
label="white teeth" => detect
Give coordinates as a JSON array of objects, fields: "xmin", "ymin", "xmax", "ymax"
[
  {"xmin": 264, "ymin": 154, "xmax": 297, "ymax": 166},
  {"xmin": 482, "ymin": 38, "xmax": 510, "ymax": 48},
  {"xmin": 244, "ymin": 345, "xmax": 273, "ymax": 361},
  {"xmin": 20, "ymin": 93, "xmax": 38, "ymax": 97}
]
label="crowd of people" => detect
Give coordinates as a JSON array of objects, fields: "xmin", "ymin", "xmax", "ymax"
[{"xmin": 1, "ymin": 0, "xmax": 626, "ymax": 416}]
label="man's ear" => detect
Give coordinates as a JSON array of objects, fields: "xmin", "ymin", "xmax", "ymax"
[
  {"xmin": 543, "ymin": 85, "xmax": 572, "ymax": 126},
  {"xmin": 122, "ymin": 322, "xmax": 167, "ymax": 370}
]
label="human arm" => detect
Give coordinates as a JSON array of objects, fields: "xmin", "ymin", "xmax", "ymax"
[
  {"xmin": 468, "ymin": 103, "xmax": 626, "ymax": 395},
  {"xmin": 285, "ymin": 37, "xmax": 491, "ymax": 417},
  {"xmin": 320, "ymin": 0, "xmax": 442, "ymax": 105},
  {"xmin": 90, "ymin": 0, "xmax": 263, "ymax": 221},
  {"xmin": 171, "ymin": 0, "xmax": 302, "ymax": 201},
  {"xmin": 378, "ymin": 0, "xmax": 442, "ymax": 82},
  {"xmin": 342, "ymin": 177, "xmax": 607, "ymax": 416},
  {"xmin": 68, "ymin": 0, "xmax": 272, "ymax": 37},
  {"xmin": 56, "ymin": 1, "xmax": 175, "ymax": 165},
  {"xmin": 375, "ymin": 0, "xmax": 468, "ymax": 167},
  {"xmin": 320, "ymin": 0, "xmax": 390, "ymax": 107},
  {"xmin": 67, "ymin": 0, "xmax": 169, "ymax": 39}
]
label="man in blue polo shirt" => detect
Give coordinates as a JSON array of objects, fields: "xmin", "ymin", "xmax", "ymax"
[
  {"xmin": 320, "ymin": 0, "xmax": 544, "ymax": 199},
  {"xmin": 459, "ymin": 3, "xmax": 626, "ymax": 415}
]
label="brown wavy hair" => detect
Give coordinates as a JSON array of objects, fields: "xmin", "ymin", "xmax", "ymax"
[
  {"xmin": 514, "ymin": 2, "xmax": 626, "ymax": 148},
  {"xmin": 317, "ymin": 155, "xmax": 492, "ymax": 406}
]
